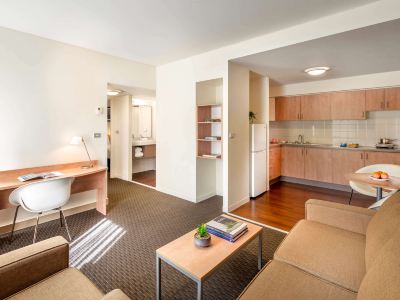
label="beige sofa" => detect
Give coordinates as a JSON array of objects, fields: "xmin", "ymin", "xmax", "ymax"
[
  {"xmin": 238, "ymin": 191, "xmax": 400, "ymax": 300},
  {"xmin": 0, "ymin": 236, "xmax": 130, "ymax": 300}
]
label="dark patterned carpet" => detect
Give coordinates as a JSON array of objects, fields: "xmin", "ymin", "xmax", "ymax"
[{"xmin": 0, "ymin": 179, "xmax": 286, "ymax": 299}]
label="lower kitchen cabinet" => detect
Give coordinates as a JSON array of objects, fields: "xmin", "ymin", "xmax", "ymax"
[
  {"xmin": 281, "ymin": 146, "xmax": 304, "ymax": 178},
  {"xmin": 332, "ymin": 150, "xmax": 365, "ymax": 185},
  {"xmin": 304, "ymin": 148, "xmax": 333, "ymax": 182},
  {"xmin": 269, "ymin": 146, "xmax": 281, "ymax": 180},
  {"xmin": 364, "ymin": 151, "xmax": 400, "ymax": 165}
]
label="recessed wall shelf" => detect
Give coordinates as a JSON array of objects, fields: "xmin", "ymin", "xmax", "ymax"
[{"xmin": 197, "ymin": 104, "xmax": 223, "ymax": 158}]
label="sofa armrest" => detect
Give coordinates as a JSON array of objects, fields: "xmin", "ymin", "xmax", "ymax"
[
  {"xmin": 102, "ymin": 289, "xmax": 131, "ymax": 300},
  {"xmin": 305, "ymin": 199, "xmax": 375, "ymax": 235},
  {"xmin": 0, "ymin": 236, "xmax": 69, "ymax": 299}
]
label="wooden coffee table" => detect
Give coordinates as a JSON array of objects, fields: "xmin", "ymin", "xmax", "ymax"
[{"xmin": 156, "ymin": 215, "xmax": 263, "ymax": 300}]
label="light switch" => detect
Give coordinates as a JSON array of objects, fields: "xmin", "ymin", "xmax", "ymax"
[{"xmin": 94, "ymin": 133, "xmax": 102, "ymax": 138}]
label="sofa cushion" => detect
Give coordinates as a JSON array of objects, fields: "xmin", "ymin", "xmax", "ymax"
[
  {"xmin": 365, "ymin": 191, "xmax": 400, "ymax": 270},
  {"xmin": 8, "ymin": 268, "xmax": 104, "ymax": 300},
  {"xmin": 238, "ymin": 260, "xmax": 356, "ymax": 300},
  {"xmin": 357, "ymin": 229, "xmax": 400, "ymax": 300},
  {"xmin": 274, "ymin": 220, "xmax": 365, "ymax": 292}
]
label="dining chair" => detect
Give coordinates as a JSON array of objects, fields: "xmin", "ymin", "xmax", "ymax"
[
  {"xmin": 8, "ymin": 177, "xmax": 75, "ymax": 243},
  {"xmin": 349, "ymin": 164, "xmax": 400, "ymax": 204}
]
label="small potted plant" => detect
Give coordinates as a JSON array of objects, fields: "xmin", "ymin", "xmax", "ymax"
[
  {"xmin": 249, "ymin": 111, "xmax": 256, "ymax": 124},
  {"xmin": 194, "ymin": 223, "xmax": 211, "ymax": 247}
]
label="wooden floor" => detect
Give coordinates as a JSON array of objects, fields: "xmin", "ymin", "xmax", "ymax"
[
  {"xmin": 132, "ymin": 170, "xmax": 156, "ymax": 187},
  {"xmin": 232, "ymin": 181, "xmax": 375, "ymax": 232}
]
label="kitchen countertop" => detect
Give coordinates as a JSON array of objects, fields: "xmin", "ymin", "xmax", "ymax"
[
  {"xmin": 133, "ymin": 140, "xmax": 156, "ymax": 146},
  {"xmin": 271, "ymin": 143, "xmax": 400, "ymax": 153}
]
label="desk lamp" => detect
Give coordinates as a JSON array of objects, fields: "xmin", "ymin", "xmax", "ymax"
[{"xmin": 70, "ymin": 136, "xmax": 94, "ymax": 168}]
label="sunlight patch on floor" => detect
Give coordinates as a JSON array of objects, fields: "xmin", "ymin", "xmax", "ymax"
[{"xmin": 70, "ymin": 218, "xmax": 126, "ymax": 269}]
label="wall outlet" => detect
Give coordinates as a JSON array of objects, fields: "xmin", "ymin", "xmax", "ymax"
[{"xmin": 94, "ymin": 133, "xmax": 102, "ymax": 138}]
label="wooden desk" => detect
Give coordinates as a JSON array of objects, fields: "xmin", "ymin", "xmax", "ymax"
[
  {"xmin": 346, "ymin": 173, "xmax": 400, "ymax": 201},
  {"xmin": 0, "ymin": 161, "xmax": 108, "ymax": 215}
]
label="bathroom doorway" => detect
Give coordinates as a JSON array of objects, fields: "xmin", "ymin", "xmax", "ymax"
[{"xmin": 107, "ymin": 84, "xmax": 156, "ymax": 188}]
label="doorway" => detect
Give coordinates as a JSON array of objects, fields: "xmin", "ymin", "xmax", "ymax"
[{"xmin": 107, "ymin": 84, "xmax": 157, "ymax": 188}]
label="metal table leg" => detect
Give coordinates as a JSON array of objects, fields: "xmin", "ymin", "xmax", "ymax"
[
  {"xmin": 258, "ymin": 232, "xmax": 263, "ymax": 270},
  {"xmin": 156, "ymin": 255, "xmax": 161, "ymax": 300},
  {"xmin": 376, "ymin": 187, "xmax": 383, "ymax": 201},
  {"xmin": 197, "ymin": 279, "xmax": 203, "ymax": 300}
]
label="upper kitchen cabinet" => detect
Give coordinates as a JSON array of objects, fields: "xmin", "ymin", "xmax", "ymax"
[
  {"xmin": 330, "ymin": 90, "xmax": 366, "ymax": 120},
  {"xmin": 366, "ymin": 88, "xmax": 385, "ymax": 111},
  {"xmin": 385, "ymin": 87, "xmax": 400, "ymax": 110},
  {"xmin": 301, "ymin": 93, "xmax": 331, "ymax": 120},
  {"xmin": 275, "ymin": 96, "xmax": 301, "ymax": 121}
]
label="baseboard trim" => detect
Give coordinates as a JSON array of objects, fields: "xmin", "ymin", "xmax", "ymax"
[
  {"xmin": 227, "ymin": 196, "xmax": 250, "ymax": 212},
  {"xmin": 0, "ymin": 203, "xmax": 96, "ymax": 235},
  {"xmin": 196, "ymin": 191, "xmax": 217, "ymax": 202},
  {"xmin": 227, "ymin": 213, "xmax": 289, "ymax": 234},
  {"xmin": 280, "ymin": 177, "xmax": 351, "ymax": 192},
  {"xmin": 156, "ymin": 186, "xmax": 196, "ymax": 203}
]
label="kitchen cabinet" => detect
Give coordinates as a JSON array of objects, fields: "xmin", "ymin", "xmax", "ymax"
[
  {"xmin": 330, "ymin": 90, "xmax": 366, "ymax": 120},
  {"xmin": 269, "ymin": 146, "xmax": 281, "ymax": 180},
  {"xmin": 304, "ymin": 148, "xmax": 332, "ymax": 182},
  {"xmin": 364, "ymin": 151, "xmax": 400, "ymax": 165},
  {"xmin": 281, "ymin": 146, "xmax": 304, "ymax": 178},
  {"xmin": 301, "ymin": 93, "xmax": 331, "ymax": 120},
  {"xmin": 332, "ymin": 150, "xmax": 365, "ymax": 185},
  {"xmin": 275, "ymin": 96, "xmax": 301, "ymax": 121},
  {"xmin": 366, "ymin": 89, "xmax": 385, "ymax": 111},
  {"xmin": 385, "ymin": 87, "xmax": 400, "ymax": 110}
]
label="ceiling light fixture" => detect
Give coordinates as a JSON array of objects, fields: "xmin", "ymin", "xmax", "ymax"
[
  {"xmin": 107, "ymin": 89, "xmax": 122, "ymax": 96},
  {"xmin": 304, "ymin": 66, "xmax": 330, "ymax": 76}
]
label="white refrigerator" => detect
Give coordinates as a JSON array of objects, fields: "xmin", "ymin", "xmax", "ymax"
[{"xmin": 250, "ymin": 124, "xmax": 267, "ymax": 198}]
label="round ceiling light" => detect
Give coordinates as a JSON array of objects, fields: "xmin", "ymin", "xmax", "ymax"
[
  {"xmin": 107, "ymin": 89, "xmax": 122, "ymax": 96},
  {"xmin": 304, "ymin": 66, "xmax": 330, "ymax": 76}
]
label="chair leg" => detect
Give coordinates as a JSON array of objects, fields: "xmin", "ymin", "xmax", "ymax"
[
  {"xmin": 9, "ymin": 205, "xmax": 20, "ymax": 243},
  {"xmin": 348, "ymin": 189, "xmax": 354, "ymax": 205},
  {"xmin": 33, "ymin": 213, "xmax": 42, "ymax": 244},
  {"xmin": 59, "ymin": 210, "xmax": 63, "ymax": 227},
  {"xmin": 60, "ymin": 210, "xmax": 72, "ymax": 242}
]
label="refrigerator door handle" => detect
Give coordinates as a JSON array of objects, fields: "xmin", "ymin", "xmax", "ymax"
[{"xmin": 252, "ymin": 150, "xmax": 266, "ymax": 153}]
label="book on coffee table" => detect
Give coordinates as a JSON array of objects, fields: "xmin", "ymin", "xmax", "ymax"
[{"xmin": 206, "ymin": 215, "xmax": 248, "ymax": 242}]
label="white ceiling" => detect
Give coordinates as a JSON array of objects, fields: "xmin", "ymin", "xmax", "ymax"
[
  {"xmin": 235, "ymin": 19, "xmax": 400, "ymax": 86},
  {"xmin": 0, "ymin": 0, "xmax": 376, "ymax": 65}
]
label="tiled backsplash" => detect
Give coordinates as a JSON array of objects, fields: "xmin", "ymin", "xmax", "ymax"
[{"xmin": 270, "ymin": 111, "xmax": 400, "ymax": 146}]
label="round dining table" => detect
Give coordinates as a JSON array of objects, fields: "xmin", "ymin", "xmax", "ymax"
[{"xmin": 346, "ymin": 173, "xmax": 400, "ymax": 201}]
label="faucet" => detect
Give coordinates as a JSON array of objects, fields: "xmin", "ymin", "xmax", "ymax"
[{"xmin": 298, "ymin": 134, "xmax": 304, "ymax": 144}]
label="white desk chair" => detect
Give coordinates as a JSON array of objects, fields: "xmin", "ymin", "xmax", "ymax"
[
  {"xmin": 349, "ymin": 164, "xmax": 400, "ymax": 204},
  {"xmin": 9, "ymin": 177, "xmax": 75, "ymax": 243}
]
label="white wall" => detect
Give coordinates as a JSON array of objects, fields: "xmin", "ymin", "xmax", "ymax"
[
  {"xmin": 226, "ymin": 62, "xmax": 250, "ymax": 211},
  {"xmin": 156, "ymin": 0, "xmax": 400, "ymax": 211},
  {"xmin": 0, "ymin": 27, "xmax": 155, "ymax": 227},
  {"xmin": 110, "ymin": 95, "xmax": 132, "ymax": 180},
  {"xmin": 156, "ymin": 58, "xmax": 197, "ymax": 201},
  {"xmin": 0, "ymin": 27, "xmax": 155, "ymax": 171},
  {"xmin": 250, "ymin": 74, "xmax": 269, "ymax": 124}
]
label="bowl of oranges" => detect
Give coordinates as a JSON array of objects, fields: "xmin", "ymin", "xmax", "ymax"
[{"xmin": 369, "ymin": 171, "xmax": 390, "ymax": 181}]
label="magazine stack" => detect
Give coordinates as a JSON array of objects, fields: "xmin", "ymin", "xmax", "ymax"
[{"xmin": 206, "ymin": 215, "xmax": 248, "ymax": 242}]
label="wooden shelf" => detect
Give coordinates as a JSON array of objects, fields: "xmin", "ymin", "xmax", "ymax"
[
  {"xmin": 197, "ymin": 103, "xmax": 222, "ymax": 107},
  {"xmin": 197, "ymin": 155, "xmax": 222, "ymax": 160},
  {"xmin": 197, "ymin": 139, "xmax": 221, "ymax": 142},
  {"xmin": 198, "ymin": 121, "xmax": 221, "ymax": 124}
]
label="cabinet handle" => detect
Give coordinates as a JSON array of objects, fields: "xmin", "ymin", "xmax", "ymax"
[
  {"xmin": 297, "ymin": 113, "xmax": 300, "ymax": 120},
  {"xmin": 362, "ymin": 111, "xmax": 365, "ymax": 118}
]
